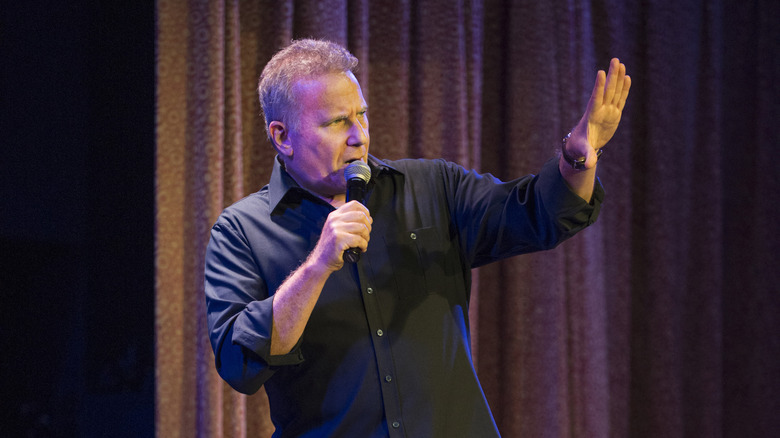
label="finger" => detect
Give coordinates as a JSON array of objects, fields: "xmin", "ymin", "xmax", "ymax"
[
  {"xmin": 341, "ymin": 201, "xmax": 373, "ymax": 223},
  {"xmin": 323, "ymin": 212, "xmax": 371, "ymax": 248},
  {"xmin": 326, "ymin": 224, "xmax": 370, "ymax": 259},
  {"xmin": 591, "ymin": 69, "xmax": 607, "ymax": 108},
  {"xmin": 611, "ymin": 62, "xmax": 627, "ymax": 106},
  {"xmin": 343, "ymin": 227, "xmax": 370, "ymax": 252},
  {"xmin": 333, "ymin": 204, "xmax": 372, "ymax": 227},
  {"xmin": 617, "ymin": 75, "xmax": 631, "ymax": 111},
  {"xmin": 341, "ymin": 200, "xmax": 369, "ymax": 213},
  {"xmin": 338, "ymin": 211, "xmax": 373, "ymax": 237},
  {"xmin": 603, "ymin": 58, "xmax": 620, "ymax": 105},
  {"xmin": 351, "ymin": 220, "xmax": 372, "ymax": 240},
  {"xmin": 342, "ymin": 210, "xmax": 373, "ymax": 231}
]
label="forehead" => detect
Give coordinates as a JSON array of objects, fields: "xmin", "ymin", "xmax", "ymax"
[{"xmin": 291, "ymin": 72, "xmax": 366, "ymax": 114}]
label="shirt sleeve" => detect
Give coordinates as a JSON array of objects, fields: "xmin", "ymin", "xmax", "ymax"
[
  {"xmin": 443, "ymin": 157, "xmax": 604, "ymax": 267},
  {"xmin": 204, "ymin": 219, "xmax": 304, "ymax": 395}
]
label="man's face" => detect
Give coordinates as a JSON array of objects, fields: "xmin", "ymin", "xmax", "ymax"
[{"xmin": 283, "ymin": 71, "xmax": 369, "ymax": 200}]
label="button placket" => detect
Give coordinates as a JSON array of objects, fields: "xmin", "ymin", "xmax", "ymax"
[{"xmin": 356, "ymin": 257, "xmax": 403, "ymax": 437}]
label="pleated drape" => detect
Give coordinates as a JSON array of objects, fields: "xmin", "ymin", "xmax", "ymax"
[{"xmin": 155, "ymin": 0, "xmax": 779, "ymax": 437}]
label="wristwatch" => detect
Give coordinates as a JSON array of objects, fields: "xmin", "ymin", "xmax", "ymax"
[{"xmin": 561, "ymin": 132, "xmax": 603, "ymax": 170}]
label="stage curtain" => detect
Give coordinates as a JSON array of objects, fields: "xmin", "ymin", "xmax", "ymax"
[{"xmin": 155, "ymin": 0, "xmax": 778, "ymax": 436}]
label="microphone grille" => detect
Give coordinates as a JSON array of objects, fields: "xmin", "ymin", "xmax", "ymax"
[{"xmin": 344, "ymin": 160, "xmax": 371, "ymax": 183}]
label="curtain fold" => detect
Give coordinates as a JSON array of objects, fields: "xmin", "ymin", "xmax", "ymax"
[{"xmin": 155, "ymin": 0, "xmax": 778, "ymax": 436}]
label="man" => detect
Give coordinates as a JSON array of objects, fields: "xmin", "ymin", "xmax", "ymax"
[{"xmin": 205, "ymin": 39, "xmax": 630, "ymax": 437}]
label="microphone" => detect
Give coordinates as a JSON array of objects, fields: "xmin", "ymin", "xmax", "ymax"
[{"xmin": 343, "ymin": 160, "xmax": 371, "ymax": 263}]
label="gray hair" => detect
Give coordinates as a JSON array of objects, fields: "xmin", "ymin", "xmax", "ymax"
[{"xmin": 258, "ymin": 39, "xmax": 359, "ymax": 138}]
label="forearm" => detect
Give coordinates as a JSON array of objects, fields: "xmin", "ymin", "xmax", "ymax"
[{"xmin": 270, "ymin": 255, "xmax": 334, "ymax": 355}]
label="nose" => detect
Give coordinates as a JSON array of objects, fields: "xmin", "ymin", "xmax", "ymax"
[{"xmin": 348, "ymin": 117, "xmax": 369, "ymax": 147}]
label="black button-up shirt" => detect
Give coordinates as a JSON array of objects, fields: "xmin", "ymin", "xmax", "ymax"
[{"xmin": 205, "ymin": 155, "xmax": 603, "ymax": 437}]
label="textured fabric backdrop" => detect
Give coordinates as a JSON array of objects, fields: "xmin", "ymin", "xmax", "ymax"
[{"xmin": 155, "ymin": 0, "xmax": 778, "ymax": 436}]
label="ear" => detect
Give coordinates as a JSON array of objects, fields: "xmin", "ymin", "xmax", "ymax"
[{"xmin": 269, "ymin": 121, "xmax": 293, "ymax": 158}]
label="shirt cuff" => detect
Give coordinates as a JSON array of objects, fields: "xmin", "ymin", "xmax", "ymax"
[
  {"xmin": 232, "ymin": 297, "xmax": 306, "ymax": 367},
  {"xmin": 538, "ymin": 157, "xmax": 604, "ymax": 229}
]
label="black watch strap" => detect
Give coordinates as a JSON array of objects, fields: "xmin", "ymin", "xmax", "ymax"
[{"xmin": 561, "ymin": 132, "xmax": 603, "ymax": 170}]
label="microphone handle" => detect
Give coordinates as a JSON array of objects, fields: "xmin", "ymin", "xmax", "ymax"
[
  {"xmin": 345, "ymin": 182, "xmax": 366, "ymax": 205},
  {"xmin": 343, "ymin": 180, "xmax": 367, "ymax": 263}
]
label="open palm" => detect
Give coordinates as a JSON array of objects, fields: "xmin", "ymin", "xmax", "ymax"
[{"xmin": 585, "ymin": 58, "xmax": 631, "ymax": 150}]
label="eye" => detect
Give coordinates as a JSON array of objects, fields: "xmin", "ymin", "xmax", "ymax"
[{"xmin": 325, "ymin": 117, "xmax": 347, "ymax": 127}]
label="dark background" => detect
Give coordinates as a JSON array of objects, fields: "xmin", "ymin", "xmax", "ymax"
[{"xmin": 1, "ymin": 2, "xmax": 155, "ymax": 436}]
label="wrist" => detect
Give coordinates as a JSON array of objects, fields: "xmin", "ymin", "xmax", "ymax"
[
  {"xmin": 560, "ymin": 131, "xmax": 602, "ymax": 170},
  {"xmin": 302, "ymin": 250, "xmax": 341, "ymax": 277}
]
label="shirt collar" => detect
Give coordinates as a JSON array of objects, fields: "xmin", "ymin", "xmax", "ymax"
[
  {"xmin": 268, "ymin": 154, "xmax": 401, "ymax": 214},
  {"xmin": 367, "ymin": 154, "xmax": 400, "ymax": 176}
]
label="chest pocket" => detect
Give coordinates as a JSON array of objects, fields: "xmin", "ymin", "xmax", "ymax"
[{"xmin": 384, "ymin": 226, "xmax": 465, "ymax": 302}]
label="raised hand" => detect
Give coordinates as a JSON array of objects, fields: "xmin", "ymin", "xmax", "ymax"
[
  {"xmin": 587, "ymin": 58, "xmax": 631, "ymax": 149},
  {"xmin": 565, "ymin": 58, "xmax": 631, "ymax": 168}
]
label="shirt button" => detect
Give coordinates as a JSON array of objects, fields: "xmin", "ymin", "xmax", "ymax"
[
  {"xmin": 366, "ymin": 287, "xmax": 373, "ymax": 294},
  {"xmin": 376, "ymin": 329, "xmax": 384, "ymax": 337},
  {"xmin": 385, "ymin": 375, "xmax": 392, "ymax": 382},
  {"xmin": 410, "ymin": 232, "xmax": 417, "ymax": 240},
  {"xmin": 392, "ymin": 421, "xmax": 400, "ymax": 428}
]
